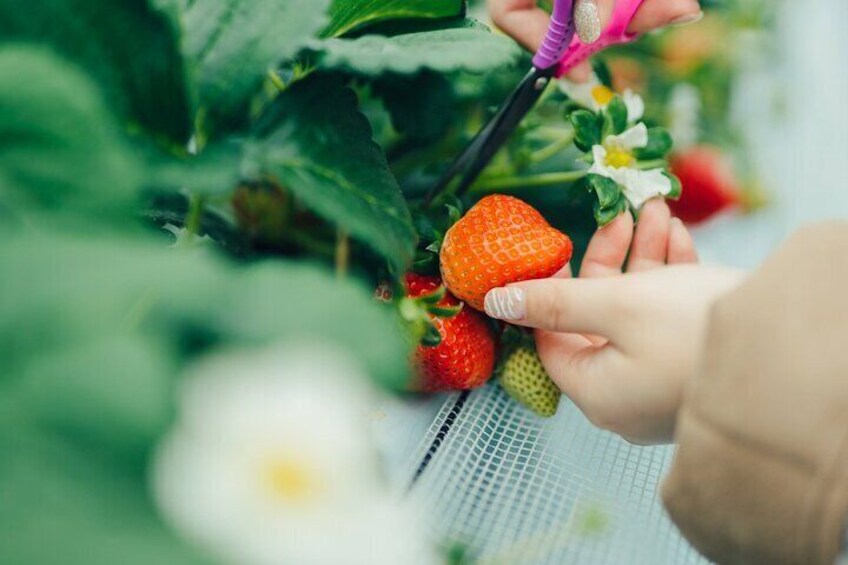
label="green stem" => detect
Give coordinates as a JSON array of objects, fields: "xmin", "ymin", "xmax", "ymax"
[
  {"xmin": 335, "ymin": 229, "xmax": 349, "ymax": 279},
  {"xmin": 185, "ymin": 193, "xmax": 205, "ymax": 237},
  {"xmin": 471, "ymin": 170, "xmax": 588, "ymax": 194},
  {"xmin": 529, "ymin": 129, "xmax": 576, "ymax": 164},
  {"xmin": 636, "ymin": 159, "xmax": 667, "ymax": 170}
]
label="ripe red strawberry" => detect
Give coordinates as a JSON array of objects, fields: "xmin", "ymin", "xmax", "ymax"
[
  {"xmin": 668, "ymin": 146, "xmax": 741, "ymax": 225},
  {"xmin": 439, "ymin": 195, "xmax": 573, "ymax": 311},
  {"xmin": 406, "ymin": 274, "xmax": 496, "ymax": 392}
]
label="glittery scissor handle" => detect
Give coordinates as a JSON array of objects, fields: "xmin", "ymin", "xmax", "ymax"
[{"xmin": 556, "ymin": 0, "xmax": 647, "ymax": 78}]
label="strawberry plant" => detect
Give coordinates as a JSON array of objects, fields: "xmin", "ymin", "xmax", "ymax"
[{"xmin": 0, "ymin": 0, "xmax": 768, "ymax": 562}]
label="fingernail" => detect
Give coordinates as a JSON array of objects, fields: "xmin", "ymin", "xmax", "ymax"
[
  {"xmin": 574, "ymin": 0, "xmax": 602, "ymax": 44},
  {"xmin": 484, "ymin": 287, "xmax": 526, "ymax": 321},
  {"xmin": 669, "ymin": 10, "xmax": 704, "ymax": 27}
]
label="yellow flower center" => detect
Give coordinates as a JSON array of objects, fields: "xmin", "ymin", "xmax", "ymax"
[
  {"xmin": 264, "ymin": 459, "xmax": 319, "ymax": 502},
  {"xmin": 604, "ymin": 146, "xmax": 635, "ymax": 169},
  {"xmin": 591, "ymin": 85, "xmax": 615, "ymax": 107}
]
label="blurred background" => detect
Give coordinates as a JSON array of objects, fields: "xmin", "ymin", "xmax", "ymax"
[{"xmin": 2, "ymin": 0, "xmax": 847, "ymax": 564}]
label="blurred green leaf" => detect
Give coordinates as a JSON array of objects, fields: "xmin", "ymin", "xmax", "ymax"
[
  {"xmin": 250, "ymin": 74, "xmax": 416, "ymax": 273},
  {"xmin": 0, "ymin": 429, "xmax": 208, "ymax": 565},
  {"xmin": 184, "ymin": 0, "xmax": 330, "ymax": 134},
  {"xmin": 322, "ymin": 0, "xmax": 463, "ymax": 37},
  {"xmin": 0, "ymin": 46, "xmax": 141, "ymax": 220},
  {"xmin": 664, "ymin": 171, "xmax": 682, "ymax": 200},
  {"xmin": 634, "ymin": 128, "xmax": 674, "ymax": 161},
  {"xmin": 604, "ymin": 96, "xmax": 628, "ymax": 135},
  {"xmin": 0, "ymin": 0, "xmax": 193, "ymax": 144},
  {"xmin": 315, "ymin": 24, "xmax": 521, "ymax": 75}
]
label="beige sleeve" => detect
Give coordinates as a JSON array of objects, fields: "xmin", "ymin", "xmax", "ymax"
[{"xmin": 662, "ymin": 222, "xmax": 848, "ymax": 565}]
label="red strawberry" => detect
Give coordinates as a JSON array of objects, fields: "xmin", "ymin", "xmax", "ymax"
[
  {"xmin": 406, "ymin": 274, "xmax": 496, "ymax": 392},
  {"xmin": 668, "ymin": 146, "xmax": 741, "ymax": 225},
  {"xmin": 439, "ymin": 195, "xmax": 573, "ymax": 311}
]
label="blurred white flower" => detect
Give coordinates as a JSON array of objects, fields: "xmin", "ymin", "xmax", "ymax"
[
  {"xmin": 668, "ymin": 83, "xmax": 702, "ymax": 150},
  {"xmin": 152, "ymin": 344, "xmax": 436, "ymax": 565},
  {"xmin": 589, "ymin": 123, "xmax": 673, "ymax": 209},
  {"xmin": 560, "ymin": 74, "xmax": 645, "ymax": 122}
]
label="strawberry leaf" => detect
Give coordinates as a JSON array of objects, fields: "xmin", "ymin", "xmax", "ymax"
[
  {"xmin": 570, "ymin": 110, "xmax": 603, "ymax": 152},
  {"xmin": 586, "ymin": 174, "xmax": 628, "ymax": 226},
  {"xmin": 604, "ymin": 96, "xmax": 628, "ymax": 136},
  {"xmin": 664, "ymin": 171, "xmax": 683, "ymax": 200},
  {"xmin": 184, "ymin": 0, "xmax": 331, "ymax": 135},
  {"xmin": 0, "ymin": 0, "xmax": 193, "ymax": 144},
  {"xmin": 0, "ymin": 46, "xmax": 141, "ymax": 222},
  {"xmin": 322, "ymin": 0, "xmax": 464, "ymax": 38},
  {"xmin": 249, "ymin": 74, "xmax": 416, "ymax": 272},
  {"xmin": 313, "ymin": 20, "xmax": 522, "ymax": 75}
]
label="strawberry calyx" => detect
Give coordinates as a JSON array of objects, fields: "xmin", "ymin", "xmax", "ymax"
[{"xmin": 399, "ymin": 283, "xmax": 463, "ymax": 348}]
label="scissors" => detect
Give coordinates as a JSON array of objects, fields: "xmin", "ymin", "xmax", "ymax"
[{"xmin": 425, "ymin": 0, "xmax": 647, "ymax": 204}]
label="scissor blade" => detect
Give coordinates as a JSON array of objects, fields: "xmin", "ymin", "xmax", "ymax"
[{"xmin": 426, "ymin": 66, "xmax": 555, "ymax": 205}]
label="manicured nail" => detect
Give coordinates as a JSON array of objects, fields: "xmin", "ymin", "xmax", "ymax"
[
  {"xmin": 484, "ymin": 287, "xmax": 526, "ymax": 321},
  {"xmin": 669, "ymin": 10, "xmax": 704, "ymax": 27},
  {"xmin": 574, "ymin": 0, "xmax": 602, "ymax": 44}
]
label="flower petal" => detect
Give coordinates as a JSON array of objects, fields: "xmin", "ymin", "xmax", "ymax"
[
  {"xmin": 620, "ymin": 168, "xmax": 672, "ymax": 209},
  {"xmin": 607, "ymin": 123, "xmax": 649, "ymax": 150},
  {"xmin": 623, "ymin": 90, "xmax": 645, "ymax": 122},
  {"xmin": 559, "ymin": 74, "xmax": 602, "ymax": 111}
]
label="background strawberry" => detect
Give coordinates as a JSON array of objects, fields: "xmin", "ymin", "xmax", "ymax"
[
  {"xmin": 439, "ymin": 195, "xmax": 573, "ymax": 311},
  {"xmin": 405, "ymin": 274, "xmax": 496, "ymax": 392},
  {"xmin": 668, "ymin": 146, "xmax": 741, "ymax": 225},
  {"xmin": 499, "ymin": 344, "xmax": 562, "ymax": 418}
]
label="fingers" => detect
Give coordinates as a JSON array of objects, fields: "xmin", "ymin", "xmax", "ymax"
[
  {"xmin": 627, "ymin": 198, "xmax": 671, "ymax": 272},
  {"xmin": 487, "ymin": 0, "xmax": 550, "ymax": 51},
  {"xmin": 485, "ymin": 277, "xmax": 632, "ymax": 339},
  {"xmin": 628, "ymin": 0, "xmax": 703, "ymax": 34},
  {"xmin": 579, "ymin": 211, "xmax": 634, "ymax": 277},
  {"xmin": 667, "ymin": 217, "xmax": 699, "ymax": 264}
]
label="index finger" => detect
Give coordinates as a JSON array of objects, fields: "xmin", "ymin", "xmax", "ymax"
[{"xmin": 484, "ymin": 277, "xmax": 636, "ymax": 340}]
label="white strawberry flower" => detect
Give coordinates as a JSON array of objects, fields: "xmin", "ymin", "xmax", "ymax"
[
  {"xmin": 152, "ymin": 344, "xmax": 436, "ymax": 565},
  {"xmin": 559, "ymin": 73, "xmax": 645, "ymax": 122},
  {"xmin": 589, "ymin": 123, "xmax": 673, "ymax": 210}
]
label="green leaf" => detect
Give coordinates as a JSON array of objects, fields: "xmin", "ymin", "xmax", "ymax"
[
  {"xmin": 314, "ymin": 24, "xmax": 522, "ymax": 75},
  {"xmin": 592, "ymin": 58, "xmax": 614, "ymax": 88},
  {"xmin": 634, "ymin": 128, "xmax": 674, "ymax": 161},
  {"xmin": 0, "ymin": 46, "xmax": 141, "ymax": 220},
  {"xmin": 0, "ymin": 0, "xmax": 193, "ymax": 144},
  {"xmin": 664, "ymin": 171, "xmax": 683, "ymax": 200},
  {"xmin": 250, "ymin": 74, "xmax": 416, "ymax": 272},
  {"xmin": 145, "ymin": 140, "xmax": 244, "ymax": 197},
  {"xmin": 604, "ymin": 96, "xmax": 628, "ymax": 136},
  {"xmin": 570, "ymin": 110, "xmax": 603, "ymax": 152},
  {"xmin": 322, "ymin": 0, "xmax": 464, "ymax": 37},
  {"xmin": 374, "ymin": 72, "xmax": 458, "ymax": 142},
  {"xmin": 0, "ymin": 430, "xmax": 209, "ymax": 565},
  {"xmin": 184, "ymin": 0, "xmax": 331, "ymax": 134},
  {"xmin": 586, "ymin": 174, "xmax": 628, "ymax": 226}
]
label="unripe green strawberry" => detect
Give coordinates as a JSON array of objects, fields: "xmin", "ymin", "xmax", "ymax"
[{"xmin": 500, "ymin": 345, "xmax": 561, "ymax": 417}]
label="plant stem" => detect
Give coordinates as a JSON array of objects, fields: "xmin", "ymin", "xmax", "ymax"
[
  {"xmin": 186, "ymin": 193, "xmax": 205, "ymax": 237},
  {"xmin": 529, "ymin": 129, "xmax": 576, "ymax": 164},
  {"xmin": 335, "ymin": 229, "xmax": 349, "ymax": 278},
  {"xmin": 471, "ymin": 169, "xmax": 587, "ymax": 193},
  {"xmin": 636, "ymin": 159, "xmax": 667, "ymax": 170}
]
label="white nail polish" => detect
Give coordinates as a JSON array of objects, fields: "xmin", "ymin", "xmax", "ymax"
[
  {"xmin": 670, "ymin": 10, "xmax": 704, "ymax": 27},
  {"xmin": 574, "ymin": 0, "xmax": 602, "ymax": 44},
  {"xmin": 484, "ymin": 287, "xmax": 526, "ymax": 321}
]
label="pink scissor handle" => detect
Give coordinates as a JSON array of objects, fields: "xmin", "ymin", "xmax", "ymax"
[{"xmin": 556, "ymin": 0, "xmax": 647, "ymax": 78}]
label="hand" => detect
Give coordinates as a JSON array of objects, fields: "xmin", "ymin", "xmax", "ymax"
[
  {"xmin": 484, "ymin": 201, "xmax": 745, "ymax": 444},
  {"xmin": 487, "ymin": 0, "xmax": 703, "ymax": 81}
]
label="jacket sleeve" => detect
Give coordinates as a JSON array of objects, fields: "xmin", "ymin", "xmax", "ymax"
[{"xmin": 662, "ymin": 222, "xmax": 848, "ymax": 565}]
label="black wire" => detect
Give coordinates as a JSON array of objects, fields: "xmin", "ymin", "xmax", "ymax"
[{"xmin": 408, "ymin": 390, "xmax": 471, "ymax": 490}]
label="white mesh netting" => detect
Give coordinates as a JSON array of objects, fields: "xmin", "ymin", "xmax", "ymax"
[{"xmin": 402, "ymin": 384, "xmax": 708, "ymax": 564}]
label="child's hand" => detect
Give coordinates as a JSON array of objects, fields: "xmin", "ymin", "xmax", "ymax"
[
  {"xmin": 487, "ymin": 0, "xmax": 703, "ymax": 81},
  {"xmin": 484, "ymin": 200, "xmax": 744, "ymax": 444}
]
